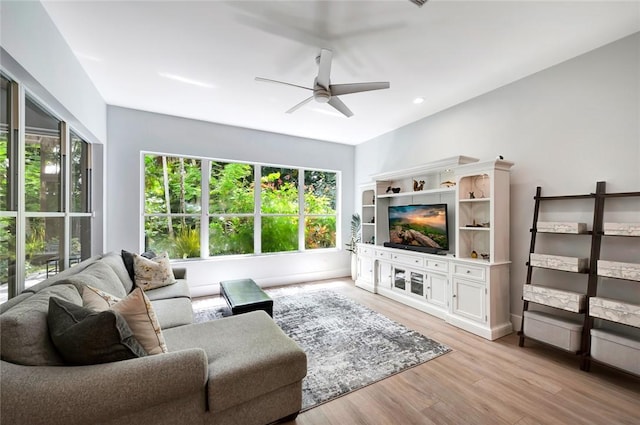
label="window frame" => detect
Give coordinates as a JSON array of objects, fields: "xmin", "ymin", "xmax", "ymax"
[
  {"xmin": 141, "ymin": 151, "xmax": 341, "ymax": 259},
  {"xmin": 0, "ymin": 71, "xmax": 95, "ymax": 302}
]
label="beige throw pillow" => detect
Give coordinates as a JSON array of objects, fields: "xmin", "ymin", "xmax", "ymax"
[
  {"xmin": 111, "ymin": 288, "xmax": 168, "ymax": 355},
  {"xmin": 82, "ymin": 285, "xmax": 121, "ymax": 311},
  {"xmin": 81, "ymin": 286, "xmax": 168, "ymax": 355},
  {"xmin": 133, "ymin": 252, "xmax": 177, "ymax": 291}
]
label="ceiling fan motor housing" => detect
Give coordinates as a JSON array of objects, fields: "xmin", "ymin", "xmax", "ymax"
[{"xmin": 313, "ymin": 88, "xmax": 331, "ymax": 103}]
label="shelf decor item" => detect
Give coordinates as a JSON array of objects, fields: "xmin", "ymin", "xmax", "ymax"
[
  {"xmin": 522, "ymin": 284, "xmax": 586, "ymax": 313},
  {"xmin": 530, "ymin": 253, "xmax": 588, "ymax": 273},
  {"xmin": 346, "ymin": 213, "xmax": 361, "ymax": 280},
  {"xmin": 597, "ymin": 260, "xmax": 640, "ymax": 282},
  {"xmin": 473, "ymin": 174, "xmax": 489, "ymax": 198},
  {"xmin": 589, "ymin": 297, "xmax": 640, "ymax": 328},
  {"xmin": 603, "ymin": 222, "xmax": 640, "ymax": 236},
  {"xmin": 537, "ymin": 222, "xmax": 588, "ymax": 234}
]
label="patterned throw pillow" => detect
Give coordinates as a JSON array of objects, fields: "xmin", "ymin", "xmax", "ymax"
[
  {"xmin": 133, "ymin": 252, "xmax": 177, "ymax": 291},
  {"xmin": 81, "ymin": 286, "xmax": 168, "ymax": 355},
  {"xmin": 121, "ymin": 249, "xmax": 156, "ymax": 282},
  {"xmin": 82, "ymin": 285, "xmax": 121, "ymax": 310}
]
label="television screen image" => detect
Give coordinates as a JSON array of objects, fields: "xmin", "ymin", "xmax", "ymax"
[{"xmin": 388, "ymin": 204, "xmax": 449, "ymax": 251}]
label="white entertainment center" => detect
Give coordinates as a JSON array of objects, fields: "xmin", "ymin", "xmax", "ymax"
[{"xmin": 356, "ymin": 156, "xmax": 514, "ymax": 340}]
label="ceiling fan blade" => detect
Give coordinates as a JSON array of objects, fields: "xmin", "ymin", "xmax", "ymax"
[
  {"xmin": 286, "ymin": 96, "xmax": 314, "ymax": 114},
  {"xmin": 316, "ymin": 49, "xmax": 333, "ymax": 90},
  {"xmin": 330, "ymin": 82, "xmax": 390, "ymax": 96},
  {"xmin": 255, "ymin": 77, "xmax": 312, "ymax": 91},
  {"xmin": 328, "ymin": 96, "xmax": 353, "ymax": 118}
]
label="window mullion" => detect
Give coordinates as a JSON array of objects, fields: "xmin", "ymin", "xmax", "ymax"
[
  {"xmin": 139, "ymin": 153, "xmax": 146, "ymax": 251},
  {"xmin": 61, "ymin": 121, "xmax": 70, "ymax": 271},
  {"xmin": 201, "ymin": 159, "xmax": 210, "ymax": 258},
  {"xmin": 15, "ymin": 82, "xmax": 26, "ymax": 295},
  {"xmin": 254, "ymin": 165, "xmax": 261, "ymax": 254},
  {"xmin": 299, "ymin": 167, "xmax": 305, "ymax": 251}
]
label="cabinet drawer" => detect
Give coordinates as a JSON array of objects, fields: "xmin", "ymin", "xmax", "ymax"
[
  {"xmin": 375, "ymin": 250, "xmax": 392, "ymax": 260},
  {"xmin": 453, "ymin": 264, "xmax": 485, "ymax": 281},
  {"xmin": 358, "ymin": 246, "xmax": 373, "ymax": 257},
  {"xmin": 391, "ymin": 253, "xmax": 424, "ymax": 267},
  {"xmin": 425, "ymin": 259, "xmax": 448, "ymax": 272}
]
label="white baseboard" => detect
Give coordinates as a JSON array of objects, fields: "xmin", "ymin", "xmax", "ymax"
[
  {"xmin": 189, "ymin": 268, "xmax": 351, "ymax": 298},
  {"xmin": 511, "ymin": 313, "xmax": 523, "ymax": 332}
]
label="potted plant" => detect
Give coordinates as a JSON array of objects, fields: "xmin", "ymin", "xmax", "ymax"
[{"xmin": 346, "ymin": 213, "xmax": 361, "ymax": 280}]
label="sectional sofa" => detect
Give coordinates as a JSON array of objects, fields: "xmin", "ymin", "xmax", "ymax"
[{"xmin": 0, "ymin": 251, "xmax": 307, "ymax": 425}]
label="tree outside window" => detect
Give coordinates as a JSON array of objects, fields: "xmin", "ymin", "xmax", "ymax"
[
  {"xmin": 143, "ymin": 154, "xmax": 339, "ymax": 258},
  {"xmin": 143, "ymin": 154, "xmax": 202, "ymax": 259}
]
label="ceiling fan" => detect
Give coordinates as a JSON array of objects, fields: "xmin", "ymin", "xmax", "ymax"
[{"xmin": 255, "ymin": 49, "xmax": 390, "ymax": 118}]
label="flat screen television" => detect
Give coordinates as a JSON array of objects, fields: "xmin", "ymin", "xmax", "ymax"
[{"xmin": 387, "ymin": 204, "xmax": 449, "ymax": 254}]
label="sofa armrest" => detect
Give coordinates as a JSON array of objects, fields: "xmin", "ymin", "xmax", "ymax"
[
  {"xmin": 172, "ymin": 267, "xmax": 187, "ymax": 280},
  {"xmin": 0, "ymin": 348, "xmax": 208, "ymax": 425}
]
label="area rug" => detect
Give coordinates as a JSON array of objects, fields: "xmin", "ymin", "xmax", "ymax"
[{"xmin": 193, "ymin": 289, "xmax": 451, "ymax": 411}]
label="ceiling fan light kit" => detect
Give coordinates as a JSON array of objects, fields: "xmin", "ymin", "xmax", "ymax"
[{"xmin": 255, "ymin": 48, "xmax": 390, "ymax": 118}]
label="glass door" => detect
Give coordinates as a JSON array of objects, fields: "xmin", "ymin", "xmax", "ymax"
[
  {"xmin": 393, "ymin": 267, "xmax": 406, "ymax": 290},
  {"xmin": 410, "ymin": 271, "xmax": 424, "ymax": 296}
]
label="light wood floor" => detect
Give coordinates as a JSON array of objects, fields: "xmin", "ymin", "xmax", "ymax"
[{"xmin": 270, "ymin": 278, "xmax": 640, "ymax": 425}]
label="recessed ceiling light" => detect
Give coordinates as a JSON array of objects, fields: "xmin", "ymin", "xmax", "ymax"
[
  {"xmin": 75, "ymin": 52, "xmax": 103, "ymax": 62},
  {"xmin": 311, "ymin": 107, "xmax": 344, "ymax": 118},
  {"xmin": 413, "ymin": 97, "xmax": 425, "ymax": 104},
  {"xmin": 158, "ymin": 72, "xmax": 215, "ymax": 89}
]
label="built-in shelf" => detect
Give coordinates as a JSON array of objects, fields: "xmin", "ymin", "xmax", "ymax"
[
  {"xmin": 356, "ymin": 156, "xmax": 514, "ymax": 341},
  {"xmin": 377, "ymin": 187, "xmax": 455, "ymax": 199}
]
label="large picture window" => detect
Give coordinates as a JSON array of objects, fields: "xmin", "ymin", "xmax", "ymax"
[
  {"xmin": 0, "ymin": 75, "xmax": 94, "ymax": 302},
  {"xmin": 143, "ymin": 153, "xmax": 339, "ymax": 258}
]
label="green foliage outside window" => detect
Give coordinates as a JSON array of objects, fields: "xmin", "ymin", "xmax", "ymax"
[{"xmin": 144, "ymin": 155, "xmax": 338, "ymax": 258}]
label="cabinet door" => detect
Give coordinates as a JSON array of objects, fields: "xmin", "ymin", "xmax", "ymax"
[
  {"xmin": 393, "ymin": 267, "xmax": 406, "ymax": 290},
  {"xmin": 377, "ymin": 261, "xmax": 393, "ymax": 289},
  {"xmin": 427, "ymin": 273, "xmax": 448, "ymax": 309},
  {"xmin": 357, "ymin": 256, "xmax": 374, "ymax": 284},
  {"xmin": 452, "ymin": 278, "xmax": 486, "ymax": 323},
  {"xmin": 410, "ymin": 271, "xmax": 425, "ymax": 297}
]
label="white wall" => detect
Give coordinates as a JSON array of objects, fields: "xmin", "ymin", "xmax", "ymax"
[
  {"xmin": 0, "ymin": 0, "xmax": 106, "ymax": 143},
  {"xmin": 107, "ymin": 106, "xmax": 355, "ymax": 296},
  {"xmin": 0, "ymin": 0, "xmax": 107, "ymax": 253},
  {"xmin": 355, "ymin": 33, "xmax": 640, "ymax": 327}
]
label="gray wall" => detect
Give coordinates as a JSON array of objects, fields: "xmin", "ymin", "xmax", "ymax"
[
  {"xmin": 355, "ymin": 33, "xmax": 640, "ymax": 327},
  {"xmin": 0, "ymin": 1, "xmax": 106, "ymax": 143},
  {"xmin": 0, "ymin": 0, "xmax": 107, "ymax": 254},
  {"xmin": 107, "ymin": 106, "xmax": 355, "ymax": 296}
]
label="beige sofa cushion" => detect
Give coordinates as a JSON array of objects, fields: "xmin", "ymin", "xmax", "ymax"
[
  {"xmin": 0, "ymin": 284, "xmax": 81, "ymax": 365},
  {"xmin": 163, "ymin": 311, "xmax": 307, "ymax": 413},
  {"xmin": 99, "ymin": 252, "xmax": 136, "ymax": 294}
]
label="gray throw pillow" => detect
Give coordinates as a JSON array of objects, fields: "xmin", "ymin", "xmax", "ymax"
[{"xmin": 47, "ymin": 297, "xmax": 147, "ymax": 365}]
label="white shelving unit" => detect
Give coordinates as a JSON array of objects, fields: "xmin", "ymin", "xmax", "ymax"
[{"xmin": 355, "ymin": 156, "xmax": 514, "ymax": 340}]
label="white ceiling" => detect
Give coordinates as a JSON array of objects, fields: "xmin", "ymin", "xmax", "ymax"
[{"xmin": 41, "ymin": 0, "xmax": 640, "ymax": 145}]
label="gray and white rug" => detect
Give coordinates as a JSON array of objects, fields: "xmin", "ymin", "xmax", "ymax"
[{"xmin": 193, "ymin": 287, "xmax": 451, "ymax": 411}]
